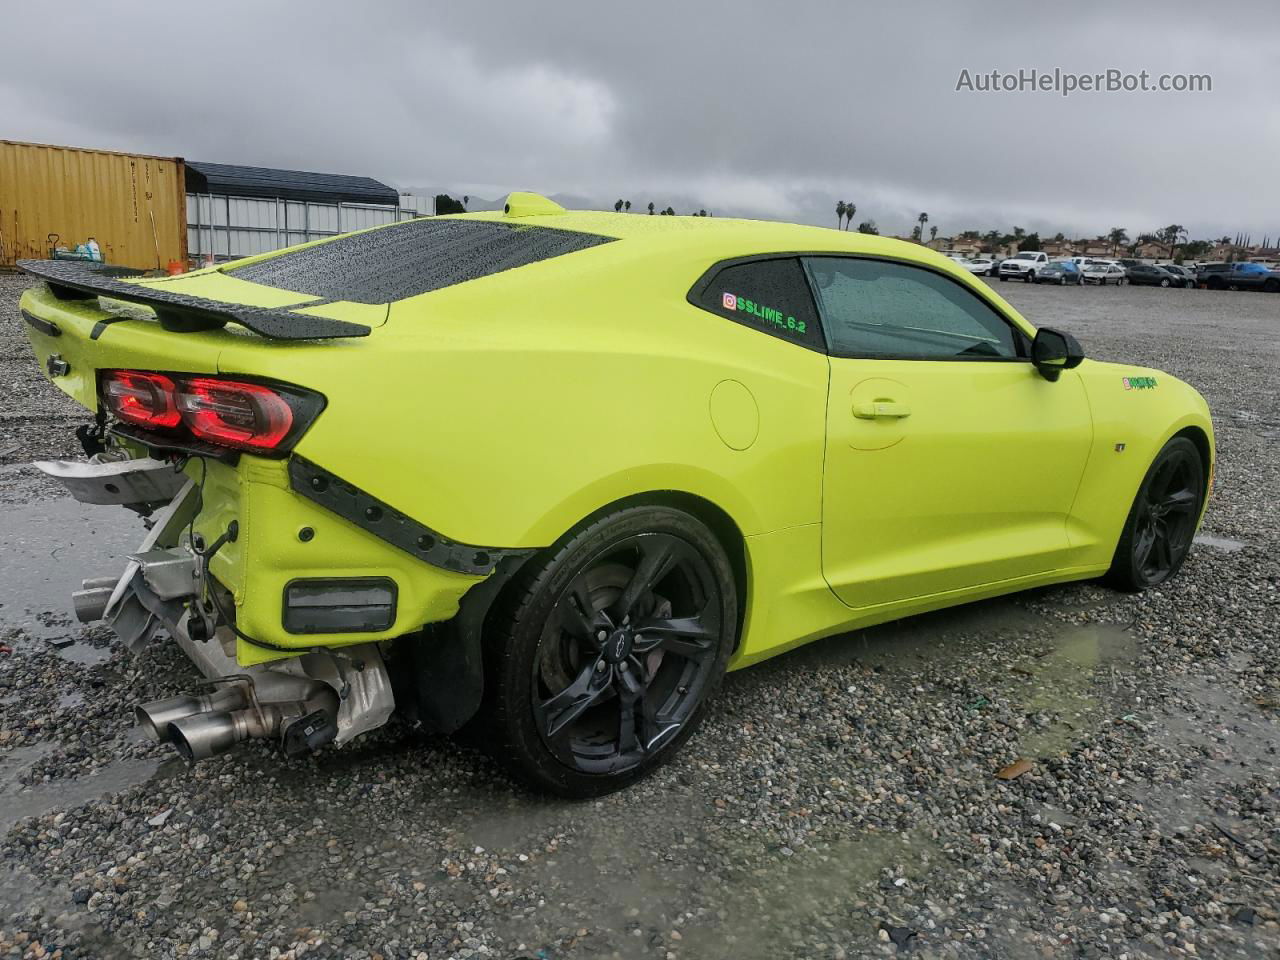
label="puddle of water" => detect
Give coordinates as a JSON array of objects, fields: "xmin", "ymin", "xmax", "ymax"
[
  {"xmin": 0, "ymin": 740, "xmax": 162, "ymax": 835},
  {"xmin": 1128, "ymin": 664, "xmax": 1278, "ymax": 833},
  {"xmin": 1194, "ymin": 533, "xmax": 1247, "ymax": 553},
  {"xmin": 1014, "ymin": 623, "xmax": 1137, "ymax": 757},
  {"xmin": 675, "ymin": 829, "xmax": 940, "ymax": 960},
  {"xmin": 0, "ymin": 496, "xmax": 140, "ymax": 640}
]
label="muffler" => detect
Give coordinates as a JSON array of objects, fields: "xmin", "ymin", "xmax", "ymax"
[{"xmin": 135, "ymin": 685, "xmax": 250, "ymax": 742}]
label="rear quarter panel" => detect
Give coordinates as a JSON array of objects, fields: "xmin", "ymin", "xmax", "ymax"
[{"xmin": 215, "ymin": 238, "xmax": 832, "ymax": 549}]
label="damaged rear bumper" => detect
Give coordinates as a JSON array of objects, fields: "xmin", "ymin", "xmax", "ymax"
[{"xmin": 35, "ymin": 452, "xmax": 395, "ymax": 760}]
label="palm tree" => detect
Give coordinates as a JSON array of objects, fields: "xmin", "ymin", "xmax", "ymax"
[
  {"xmin": 1107, "ymin": 227, "xmax": 1129, "ymax": 256},
  {"xmin": 1159, "ymin": 224, "xmax": 1188, "ymax": 259},
  {"xmin": 647, "ymin": 202, "xmax": 655, "ymax": 215},
  {"xmin": 917, "ymin": 212, "xmax": 929, "ymax": 242},
  {"xmin": 462, "ymin": 196, "xmax": 469, "ymax": 209},
  {"xmin": 929, "ymin": 225, "xmax": 938, "ymax": 243},
  {"xmin": 624, "ymin": 201, "xmax": 631, "ymax": 213},
  {"xmin": 844, "ymin": 202, "xmax": 856, "ymax": 230},
  {"xmin": 836, "ymin": 201, "xmax": 847, "ymax": 229},
  {"xmin": 614, "ymin": 199, "xmax": 624, "ymax": 213}
]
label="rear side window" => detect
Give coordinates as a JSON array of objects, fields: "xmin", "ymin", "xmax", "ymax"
[
  {"xmin": 690, "ymin": 257, "xmax": 823, "ymax": 350},
  {"xmin": 229, "ymin": 219, "xmax": 615, "ymax": 304}
]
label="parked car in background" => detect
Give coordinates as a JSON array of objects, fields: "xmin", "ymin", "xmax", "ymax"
[
  {"xmin": 998, "ymin": 251, "xmax": 1049, "ymax": 282},
  {"xmin": 1198, "ymin": 261, "xmax": 1280, "ymax": 291},
  {"xmin": 1158, "ymin": 265, "xmax": 1197, "ymax": 288},
  {"xmin": 1034, "ymin": 261, "xmax": 1084, "ymax": 285},
  {"xmin": 964, "ymin": 257, "xmax": 997, "ymax": 276},
  {"xmin": 1082, "ymin": 261, "xmax": 1128, "ymax": 285},
  {"xmin": 1127, "ymin": 264, "xmax": 1181, "ymax": 287}
]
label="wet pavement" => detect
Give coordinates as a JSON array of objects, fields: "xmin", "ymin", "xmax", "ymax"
[{"xmin": 1, "ymin": 274, "xmax": 1278, "ymax": 958}]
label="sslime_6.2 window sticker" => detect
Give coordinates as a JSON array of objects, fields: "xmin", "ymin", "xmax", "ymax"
[{"xmin": 722, "ymin": 291, "xmax": 808, "ymax": 336}]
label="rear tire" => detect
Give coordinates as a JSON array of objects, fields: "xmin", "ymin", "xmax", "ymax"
[
  {"xmin": 1105, "ymin": 437, "xmax": 1205, "ymax": 592},
  {"xmin": 479, "ymin": 505, "xmax": 737, "ymax": 796}
]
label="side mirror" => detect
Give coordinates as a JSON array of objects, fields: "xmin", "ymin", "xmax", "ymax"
[{"xmin": 1031, "ymin": 327, "xmax": 1085, "ymax": 381}]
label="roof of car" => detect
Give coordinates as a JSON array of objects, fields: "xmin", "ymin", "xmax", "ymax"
[{"xmin": 453, "ymin": 208, "xmax": 952, "ymax": 263}]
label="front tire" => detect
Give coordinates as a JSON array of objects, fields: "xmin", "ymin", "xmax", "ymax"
[
  {"xmin": 1105, "ymin": 437, "xmax": 1205, "ymax": 592},
  {"xmin": 480, "ymin": 505, "xmax": 737, "ymax": 796}
]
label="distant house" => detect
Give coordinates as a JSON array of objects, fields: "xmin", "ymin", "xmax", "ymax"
[
  {"xmin": 1133, "ymin": 241, "xmax": 1167, "ymax": 260},
  {"xmin": 1202, "ymin": 243, "xmax": 1239, "ymax": 262},
  {"xmin": 1040, "ymin": 239, "xmax": 1076, "ymax": 257}
]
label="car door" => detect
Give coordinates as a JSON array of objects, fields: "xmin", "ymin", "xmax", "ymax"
[{"xmin": 804, "ymin": 256, "xmax": 1094, "ymax": 610}]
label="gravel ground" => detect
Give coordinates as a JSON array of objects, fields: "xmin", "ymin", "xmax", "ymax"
[{"xmin": 0, "ymin": 270, "xmax": 1277, "ymax": 959}]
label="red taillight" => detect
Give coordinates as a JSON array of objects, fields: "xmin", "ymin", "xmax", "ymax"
[
  {"xmin": 102, "ymin": 371, "xmax": 181, "ymax": 429},
  {"xmin": 176, "ymin": 378, "xmax": 295, "ymax": 452},
  {"xmin": 99, "ymin": 370, "xmax": 320, "ymax": 455}
]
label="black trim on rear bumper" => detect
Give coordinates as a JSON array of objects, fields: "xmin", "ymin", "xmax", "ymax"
[
  {"xmin": 16, "ymin": 259, "xmax": 371, "ymax": 341},
  {"xmin": 287, "ymin": 455, "xmax": 532, "ymax": 576},
  {"xmin": 21, "ymin": 308, "xmax": 61, "ymax": 337}
]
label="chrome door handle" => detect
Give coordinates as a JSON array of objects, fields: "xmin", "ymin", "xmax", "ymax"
[{"xmin": 852, "ymin": 400, "xmax": 912, "ymax": 420}]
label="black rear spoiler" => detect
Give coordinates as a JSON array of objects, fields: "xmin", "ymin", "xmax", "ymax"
[{"xmin": 16, "ymin": 259, "xmax": 371, "ymax": 341}]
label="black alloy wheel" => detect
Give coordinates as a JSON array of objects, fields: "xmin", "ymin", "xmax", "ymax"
[
  {"xmin": 1106, "ymin": 437, "xmax": 1205, "ymax": 591},
  {"xmin": 480, "ymin": 505, "xmax": 736, "ymax": 796}
]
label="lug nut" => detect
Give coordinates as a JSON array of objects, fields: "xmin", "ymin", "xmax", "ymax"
[{"xmin": 595, "ymin": 660, "xmax": 607, "ymax": 672}]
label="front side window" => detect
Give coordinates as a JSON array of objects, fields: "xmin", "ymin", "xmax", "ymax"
[{"xmin": 804, "ymin": 257, "xmax": 1021, "ymax": 360}]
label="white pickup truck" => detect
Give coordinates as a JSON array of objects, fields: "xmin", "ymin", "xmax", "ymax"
[{"xmin": 997, "ymin": 250, "xmax": 1049, "ymax": 282}]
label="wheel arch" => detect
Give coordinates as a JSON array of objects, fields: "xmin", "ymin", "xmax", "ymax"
[
  {"xmin": 514, "ymin": 488, "xmax": 750, "ymax": 645},
  {"xmin": 399, "ymin": 487, "xmax": 752, "ymax": 735},
  {"xmin": 1172, "ymin": 424, "xmax": 1213, "ymax": 505}
]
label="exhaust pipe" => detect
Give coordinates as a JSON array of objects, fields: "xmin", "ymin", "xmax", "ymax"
[
  {"xmin": 135, "ymin": 686, "xmax": 249, "ymax": 742},
  {"xmin": 165, "ymin": 686, "xmax": 340, "ymax": 762},
  {"xmin": 169, "ymin": 709, "xmax": 252, "ymax": 762},
  {"xmin": 168, "ymin": 702, "xmax": 337, "ymax": 762}
]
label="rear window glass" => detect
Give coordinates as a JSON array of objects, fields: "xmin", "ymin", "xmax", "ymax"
[
  {"xmin": 229, "ymin": 219, "xmax": 615, "ymax": 304},
  {"xmin": 691, "ymin": 257, "xmax": 823, "ymax": 350}
]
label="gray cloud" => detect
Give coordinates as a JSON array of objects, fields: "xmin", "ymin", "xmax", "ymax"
[{"xmin": 3, "ymin": 1, "xmax": 1276, "ymax": 240}]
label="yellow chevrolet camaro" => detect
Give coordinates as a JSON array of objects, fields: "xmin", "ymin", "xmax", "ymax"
[{"xmin": 18, "ymin": 193, "xmax": 1212, "ymax": 795}]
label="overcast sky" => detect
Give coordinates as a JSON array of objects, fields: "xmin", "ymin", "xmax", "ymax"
[{"xmin": 4, "ymin": 1, "xmax": 1277, "ymax": 240}]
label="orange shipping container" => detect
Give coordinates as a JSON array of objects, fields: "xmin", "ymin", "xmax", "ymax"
[{"xmin": 0, "ymin": 139, "xmax": 187, "ymax": 271}]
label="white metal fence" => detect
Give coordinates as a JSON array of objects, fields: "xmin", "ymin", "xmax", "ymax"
[{"xmin": 186, "ymin": 194, "xmax": 423, "ymax": 262}]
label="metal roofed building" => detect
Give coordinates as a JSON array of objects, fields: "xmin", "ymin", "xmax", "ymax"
[{"xmin": 185, "ymin": 160, "xmax": 418, "ymax": 263}]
